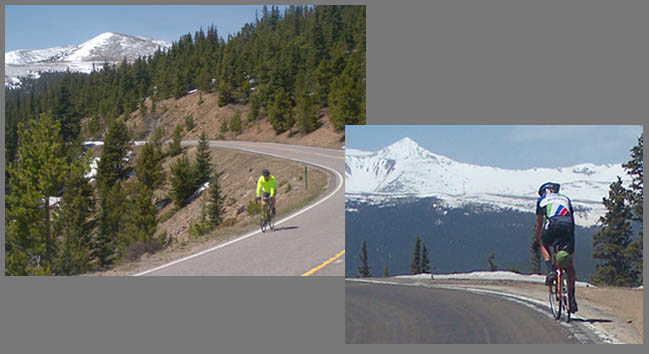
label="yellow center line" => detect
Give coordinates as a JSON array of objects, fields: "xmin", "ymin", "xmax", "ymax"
[{"xmin": 302, "ymin": 249, "xmax": 346, "ymax": 276}]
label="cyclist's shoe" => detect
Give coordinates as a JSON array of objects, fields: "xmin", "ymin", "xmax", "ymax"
[
  {"xmin": 569, "ymin": 297, "xmax": 578, "ymax": 313},
  {"xmin": 545, "ymin": 271, "xmax": 557, "ymax": 285}
]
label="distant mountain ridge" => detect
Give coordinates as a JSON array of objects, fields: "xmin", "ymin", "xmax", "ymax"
[
  {"xmin": 5, "ymin": 32, "xmax": 171, "ymax": 86},
  {"xmin": 346, "ymin": 137, "xmax": 628, "ymax": 226}
]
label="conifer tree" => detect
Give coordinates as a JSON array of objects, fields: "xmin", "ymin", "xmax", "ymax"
[
  {"xmin": 5, "ymin": 116, "xmax": 67, "ymax": 274},
  {"xmin": 268, "ymin": 87, "xmax": 293, "ymax": 134},
  {"xmin": 208, "ymin": 173, "xmax": 226, "ymax": 227},
  {"xmin": 357, "ymin": 240, "xmax": 370, "ymax": 278},
  {"xmin": 135, "ymin": 142, "xmax": 166, "ymax": 190},
  {"xmin": 488, "ymin": 252, "xmax": 497, "ymax": 271},
  {"xmin": 591, "ymin": 177, "xmax": 637, "ymax": 286},
  {"xmin": 122, "ymin": 183, "xmax": 157, "ymax": 243},
  {"xmin": 421, "ymin": 241, "xmax": 431, "ymax": 273},
  {"xmin": 97, "ymin": 119, "xmax": 131, "ymax": 189},
  {"xmin": 529, "ymin": 234, "xmax": 541, "ymax": 274},
  {"xmin": 294, "ymin": 72, "xmax": 318, "ymax": 134},
  {"xmin": 194, "ymin": 130, "xmax": 213, "ymax": 185},
  {"xmin": 410, "ymin": 236, "xmax": 421, "ymax": 274},
  {"xmin": 220, "ymin": 119, "xmax": 228, "ymax": 134},
  {"xmin": 95, "ymin": 181, "xmax": 124, "ymax": 267},
  {"xmin": 622, "ymin": 134, "xmax": 643, "ymax": 283},
  {"xmin": 168, "ymin": 125, "xmax": 183, "ymax": 157},
  {"xmin": 55, "ymin": 153, "xmax": 95, "ymax": 275},
  {"xmin": 169, "ymin": 153, "xmax": 196, "ymax": 208},
  {"xmin": 229, "ymin": 112, "xmax": 242, "ymax": 135}
]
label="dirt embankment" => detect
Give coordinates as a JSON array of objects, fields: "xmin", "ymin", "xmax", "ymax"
[
  {"xmin": 121, "ymin": 90, "xmax": 345, "ymax": 149},
  {"xmin": 428, "ymin": 279, "xmax": 643, "ymax": 344}
]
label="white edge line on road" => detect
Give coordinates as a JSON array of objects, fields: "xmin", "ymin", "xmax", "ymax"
[
  {"xmin": 345, "ymin": 278, "xmax": 621, "ymax": 344},
  {"xmin": 133, "ymin": 144, "xmax": 343, "ymax": 276}
]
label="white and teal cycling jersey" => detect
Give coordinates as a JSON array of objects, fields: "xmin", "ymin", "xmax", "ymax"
[{"xmin": 536, "ymin": 192, "xmax": 573, "ymax": 219}]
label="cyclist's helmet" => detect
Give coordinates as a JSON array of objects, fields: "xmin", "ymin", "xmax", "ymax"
[
  {"xmin": 538, "ymin": 182, "xmax": 560, "ymax": 196},
  {"xmin": 262, "ymin": 169, "xmax": 270, "ymax": 178}
]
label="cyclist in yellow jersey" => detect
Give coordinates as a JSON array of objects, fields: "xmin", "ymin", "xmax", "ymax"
[{"xmin": 256, "ymin": 169, "xmax": 276, "ymax": 216}]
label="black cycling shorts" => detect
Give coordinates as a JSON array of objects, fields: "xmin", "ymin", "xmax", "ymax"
[
  {"xmin": 262, "ymin": 191, "xmax": 276, "ymax": 199},
  {"xmin": 541, "ymin": 215, "xmax": 575, "ymax": 254}
]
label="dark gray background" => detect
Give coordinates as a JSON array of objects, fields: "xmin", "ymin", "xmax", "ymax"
[{"xmin": 1, "ymin": 0, "xmax": 647, "ymax": 353}]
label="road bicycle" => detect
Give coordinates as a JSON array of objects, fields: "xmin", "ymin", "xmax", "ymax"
[
  {"xmin": 548, "ymin": 244, "xmax": 570, "ymax": 322},
  {"xmin": 259, "ymin": 195, "xmax": 275, "ymax": 233}
]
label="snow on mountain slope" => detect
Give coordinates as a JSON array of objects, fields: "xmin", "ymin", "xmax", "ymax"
[
  {"xmin": 5, "ymin": 32, "xmax": 171, "ymax": 86},
  {"xmin": 346, "ymin": 137, "xmax": 629, "ymax": 226}
]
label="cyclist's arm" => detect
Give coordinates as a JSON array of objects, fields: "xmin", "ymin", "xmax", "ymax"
[
  {"xmin": 256, "ymin": 177, "xmax": 262, "ymax": 198},
  {"xmin": 270, "ymin": 178, "xmax": 276, "ymax": 197}
]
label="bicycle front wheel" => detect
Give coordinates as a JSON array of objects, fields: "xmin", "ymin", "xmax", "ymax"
[
  {"xmin": 561, "ymin": 276, "xmax": 570, "ymax": 322},
  {"xmin": 260, "ymin": 208, "xmax": 268, "ymax": 233}
]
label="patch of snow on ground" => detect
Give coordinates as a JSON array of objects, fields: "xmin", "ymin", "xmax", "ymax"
[{"xmin": 396, "ymin": 271, "xmax": 597, "ymax": 288}]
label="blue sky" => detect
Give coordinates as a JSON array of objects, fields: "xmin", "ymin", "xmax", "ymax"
[
  {"xmin": 5, "ymin": 5, "xmax": 288, "ymax": 51},
  {"xmin": 345, "ymin": 125, "xmax": 643, "ymax": 169}
]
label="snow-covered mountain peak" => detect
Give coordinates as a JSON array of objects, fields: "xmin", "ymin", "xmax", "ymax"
[
  {"xmin": 346, "ymin": 139, "xmax": 630, "ymax": 226},
  {"xmin": 378, "ymin": 137, "xmax": 430, "ymax": 159},
  {"xmin": 5, "ymin": 32, "xmax": 171, "ymax": 87}
]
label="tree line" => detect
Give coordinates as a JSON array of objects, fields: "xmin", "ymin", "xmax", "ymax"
[
  {"xmin": 5, "ymin": 115, "xmax": 226, "ymax": 275},
  {"xmin": 5, "ymin": 5, "xmax": 366, "ymax": 166}
]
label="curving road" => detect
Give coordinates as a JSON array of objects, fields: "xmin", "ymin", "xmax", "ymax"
[
  {"xmin": 134, "ymin": 141, "xmax": 344, "ymax": 276},
  {"xmin": 346, "ymin": 280, "xmax": 593, "ymax": 344}
]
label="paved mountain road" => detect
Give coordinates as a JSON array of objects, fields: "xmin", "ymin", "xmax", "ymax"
[
  {"xmin": 134, "ymin": 141, "xmax": 344, "ymax": 276},
  {"xmin": 346, "ymin": 280, "xmax": 597, "ymax": 344}
]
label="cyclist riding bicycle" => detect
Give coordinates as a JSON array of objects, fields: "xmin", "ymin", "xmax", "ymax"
[
  {"xmin": 256, "ymin": 169, "xmax": 276, "ymax": 216},
  {"xmin": 535, "ymin": 182, "xmax": 578, "ymax": 313}
]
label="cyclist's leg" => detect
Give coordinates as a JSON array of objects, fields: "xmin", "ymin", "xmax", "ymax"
[
  {"xmin": 271, "ymin": 195, "xmax": 276, "ymax": 216},
  {"xmin": 541, "ymin": 228, "xmax": 556, "ymax": 285},
  {"xmin": 565, "ymin": 229, "xmax": 578, "ymax": 312}
]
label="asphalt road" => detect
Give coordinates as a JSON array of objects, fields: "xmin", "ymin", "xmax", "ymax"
[
  {"xmin": 346, "ymin": 280, "xmax": 583, "ymax": 344},
  {"xmin": 135, "ymin": 141, "xmax": 344, "ymax": 276}
]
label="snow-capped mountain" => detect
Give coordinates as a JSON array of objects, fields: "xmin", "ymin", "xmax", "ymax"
[
  {"xmin": 5, "ymin": 32, "xmax": 171, "ymax": 86},
  {"xmin": 345, "ymin": 137, "xmax": 629, "ymax": 226}
]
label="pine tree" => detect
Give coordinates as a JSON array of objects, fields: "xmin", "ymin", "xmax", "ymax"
[
  {"xmin": 421, "ymin": 241, "xmax": 430, "ymax": 273},
  {"xmin": 357, "ymin": 239, "xmax": 370, "ymax": 277},
  {"xmin": 294, "ymin": 72, "xmax": 319, "ymax": 134},
  {"xmin": 208, "ymin": 173, "xmax": 226, "ymax": 227},
  {"xmin": 5, "ymin": 116, "xmax": 67, "ymax": 274},
  {"xmin": 122, "ymin": 183, "xmax": 157, "ymax": 243},
  {"xmin": 410, "ymin": 236, "xmax": 421, "ymax": 274},
  {"xmin": 96, "ymin": 119, "xmax": 131, "ymax": 189},
  {"xmin": 168, "ymin": 125, "xmax": 183, "ymax": 157},
  {"xmin": 220, "ymin": 119, "xmax": 228, "ymax": 133},
  {"xmin": 529, "ymin": 234, "xmax": 541, "ymax": 274},
  {"xmin": 52, "ymin": 84, "xmax": 80, "ymax": 144},
  {"xmin": 622, "ymin": 134, "xmax": 643, "ymax": 284},
  {"xmin": 95, "ymin": 181, "xmax": 124, "ymax": 267},
  {"xmin": 194, "ymin": 130, "xmax": 213, "ymax": 185},
  {"xmin": 55, "ymin": 153, "xmax": 95, "ymax": 275},
  {"xmin": 488, "ymin": 252, "xmax": 497, "ymax": 271},
  {"xmin": 135, "ymin": 141, "xmax": 166, "ymax": 190},
  {"xmin": 591, "ymin": 177, "xmax": 637, "ymax": 286},
  {"xmin": 229, "ymin": 112, "xmax": 242, "ymax": 135},
  {"xmin": 169, "ymin": 153, "xmax": 196, "ymax": 208},
  {"xmin": 268, "ymin": 87, "xmax": 293, "ymax": 134}
]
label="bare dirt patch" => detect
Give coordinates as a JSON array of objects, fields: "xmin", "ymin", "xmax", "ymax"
[{"xmin": 122, "ymin": 90, "xmax": 344, "ymax": 149}]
